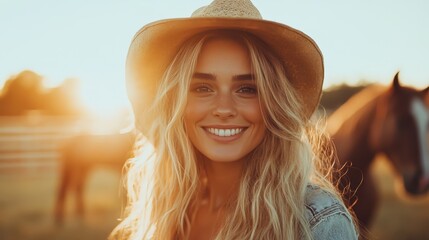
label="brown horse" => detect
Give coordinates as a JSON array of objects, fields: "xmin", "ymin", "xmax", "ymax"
[
  {"xmin": 54, "ymin": 130, "xmax": 136, "ymax": 223},
  {"xmin": 328, "ymin": 73, "xmax": 429, "ymax": 229}
]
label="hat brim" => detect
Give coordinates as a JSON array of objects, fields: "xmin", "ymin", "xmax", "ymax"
[{"xmin": 126, "ymin": 18, "xmax": 324, "ymax": 130}]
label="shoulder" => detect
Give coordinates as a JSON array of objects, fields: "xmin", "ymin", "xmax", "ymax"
[
  {"xmin": 304, "ymin": 184, "xmax": 346, "ymax": 222},
  {"xmin": 304, "ymin": 184, "xmax": 358, "ymax": 239}
]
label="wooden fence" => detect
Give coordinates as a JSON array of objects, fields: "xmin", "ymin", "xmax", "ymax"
[{"xmin": 0, "ymin": 114, "xmax": 83, "ymax": 171}]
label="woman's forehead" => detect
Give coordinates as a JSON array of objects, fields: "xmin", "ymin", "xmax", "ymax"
[{"xmin": 195, "ymin": 38, "xmax": 252, "ymax": 75}]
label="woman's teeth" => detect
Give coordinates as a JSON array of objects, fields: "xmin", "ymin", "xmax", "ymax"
[{"xmin": 206, "ymin": 128, "xmax": 244, "ymax": 137}]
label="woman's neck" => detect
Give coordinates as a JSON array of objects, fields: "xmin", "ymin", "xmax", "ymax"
[
  {"xmin": 187, "ymin": 154, "xmax": 245, "ymax": 240},
  {"xmin": 200, "ymin": 156, "xmax": 244, "ymax": 211}
]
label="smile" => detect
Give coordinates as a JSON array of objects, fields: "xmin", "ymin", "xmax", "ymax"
[{"xmin": 205, "ymin": 127, "xmax": 244, "ymax": 137}]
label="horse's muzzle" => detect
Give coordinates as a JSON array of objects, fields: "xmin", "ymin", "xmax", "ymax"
[{"xmin": 404, "ymin": 175, "xmax": 429, "ymax": 195}]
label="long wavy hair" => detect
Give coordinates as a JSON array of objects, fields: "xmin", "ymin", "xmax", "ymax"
[{"xmin": 110, "ymin": 30, "xmax": 348, "ymax": 240}]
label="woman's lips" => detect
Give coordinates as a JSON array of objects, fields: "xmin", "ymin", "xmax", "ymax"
[{"xmin": 202, "ymin": 127, "xmax": 247, "ymax": 142}]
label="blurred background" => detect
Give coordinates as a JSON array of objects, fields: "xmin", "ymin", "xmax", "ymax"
[{"xmin": 1, "ymin": 0, "xmax": 428, "ymax": 239}]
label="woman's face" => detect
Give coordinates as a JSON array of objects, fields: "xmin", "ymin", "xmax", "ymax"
[{"xmin": 184, "ymin": 37, "xmax": 266, "ymax": 162}]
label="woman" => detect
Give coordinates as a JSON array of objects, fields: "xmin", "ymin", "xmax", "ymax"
[{"xmin": 111, "ymin": 0, "xmax": 358, "ymax": 239}]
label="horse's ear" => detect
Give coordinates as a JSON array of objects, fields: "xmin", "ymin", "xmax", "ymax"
[
  {"xmin": 421, "ymin": 86, "xmax": 429, "ymax": 107},
  {"xmin": 392, "ymin": 71, "xmax": 401, "ymax": 90}
]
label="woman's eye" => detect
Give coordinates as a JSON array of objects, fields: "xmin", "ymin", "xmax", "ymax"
[
  {"xmin": 195, "ymin": 86, "xmax": 212, "ymax": 92},
  {"xmin": 190, "ymin": 84, "xmax": 213, "ymax": 93},
  {"xmin": 237, "ymin": 86, "xmax": 257, "ymax": 94}
]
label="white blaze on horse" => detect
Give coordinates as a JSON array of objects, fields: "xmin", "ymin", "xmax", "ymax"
[
  {"xmin": 54, "ymin": 129, "xmax": 137, "ymax": 223},
  {"xmin": 328, "ymin": 72, "xmax": 429, "ymax": 228}
]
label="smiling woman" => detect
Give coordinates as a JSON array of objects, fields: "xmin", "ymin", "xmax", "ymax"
[{"xmin": 110, "ymin": 0, "xmax": 358, "ymax": 239}]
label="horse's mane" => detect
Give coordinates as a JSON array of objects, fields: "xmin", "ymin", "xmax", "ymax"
[{"xmin": 327, "ymin": 84, "xmax": 387, "ymax": 134}]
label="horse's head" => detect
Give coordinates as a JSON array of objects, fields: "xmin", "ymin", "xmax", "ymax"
[{"xmin": 370, "ymin": 72, "xmax": 429, "ymax": 195}]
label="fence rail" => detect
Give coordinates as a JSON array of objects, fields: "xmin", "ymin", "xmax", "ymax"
[{"xmin": 0, "ymin": 115, "xmax": 83, "ymax": 170}]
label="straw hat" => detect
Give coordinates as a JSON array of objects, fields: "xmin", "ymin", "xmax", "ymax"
[{"xmin": 126, "ymin": 0, "xmax": 324, "ymax": 132}]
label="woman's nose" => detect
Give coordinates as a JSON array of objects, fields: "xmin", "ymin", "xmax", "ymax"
[{"xmin": 212, "ymin": 93, "xmax": 237, "ymax": 119}]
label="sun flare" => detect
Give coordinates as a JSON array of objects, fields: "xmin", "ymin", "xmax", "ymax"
[{"xmin": 78, "ymin": 83, "xmax": 134, "ymax": 134}]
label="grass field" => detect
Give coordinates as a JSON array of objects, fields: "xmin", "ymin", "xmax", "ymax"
[
  {"xmin": 368, "ymin": 157, "xmax": 429, "ymax": 240},
  {"xmin": 0, "ymin": 157, "xmax": 428, "ymax": 240},
  {"xmin": 0, "ymin": 167, "xmax": 122, "ymax": 240}
]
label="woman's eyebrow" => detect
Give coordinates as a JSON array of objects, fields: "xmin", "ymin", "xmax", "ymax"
[
  {"xmin": 192, "ymin": 72, "xmax": 216, "ymax": 80},
  {"xmin": 233, "ymin": 74, "xmax": 255, "ymax": 81},
  {"xmin": 192, "ymin": 72, "xmax": 254, "ymax": 81}
]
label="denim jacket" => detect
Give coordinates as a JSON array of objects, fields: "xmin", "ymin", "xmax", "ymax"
[{"xmin": 305, "ymin": 184, "xmax": 358, "ymax": 240}]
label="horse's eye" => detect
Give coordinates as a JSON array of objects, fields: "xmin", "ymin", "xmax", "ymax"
[{"xmin": 396, "ymin": 117, "xmax": 409, "ymax": 129}]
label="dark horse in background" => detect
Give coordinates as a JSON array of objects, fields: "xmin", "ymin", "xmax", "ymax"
[
  {"xmin": 54, "ymin": 130, "xmax": 136, "ymax": 223},
  {"xmin": 328, "ymin": 72, "xmax": 429, "ymax": 229}
]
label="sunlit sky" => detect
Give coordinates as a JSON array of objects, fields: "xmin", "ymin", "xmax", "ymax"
[{"xmin": 1, "ymin": 0, "xmax": 428, "ymax": 112}]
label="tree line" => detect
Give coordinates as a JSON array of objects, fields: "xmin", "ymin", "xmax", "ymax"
[{"xmin": 0, "ymin": 70, "xmax": 84, "ymax": 116}]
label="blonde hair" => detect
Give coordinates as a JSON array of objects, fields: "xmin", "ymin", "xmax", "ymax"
[{"xmin": 111, "ymin": 30, "xmax": 347, "ymax": 239}]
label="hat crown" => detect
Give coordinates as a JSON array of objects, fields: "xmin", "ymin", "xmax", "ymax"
[{"xmin": 191, "ymin": 0, "xmax": 262, "ymax": 19}]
